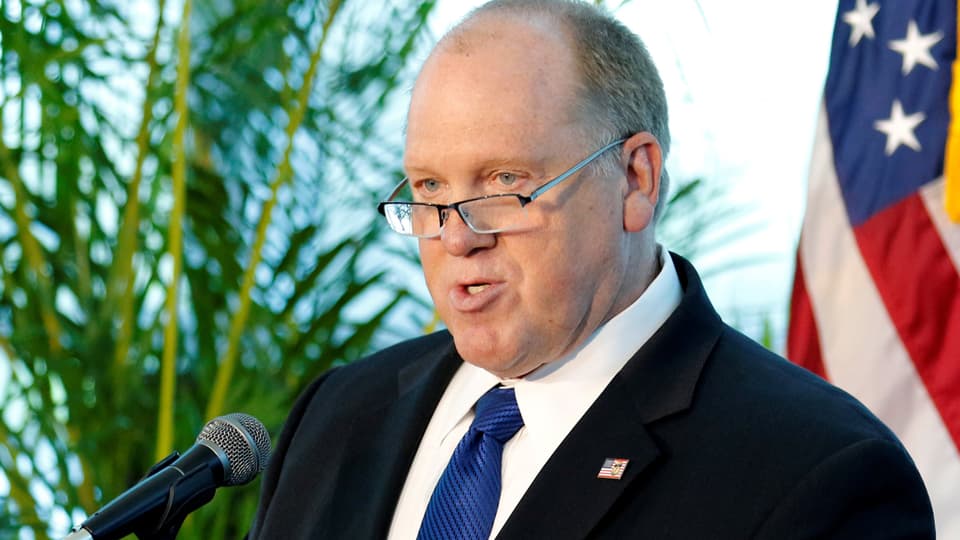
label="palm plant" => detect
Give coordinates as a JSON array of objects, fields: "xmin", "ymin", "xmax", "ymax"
[{"xmin": 0, "ymin": 0, "xmax": 437, "ymax": 538}]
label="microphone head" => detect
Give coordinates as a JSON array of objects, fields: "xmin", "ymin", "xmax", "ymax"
[{"xmin": 197, "ymin": 413, "xmax": 271, "ymax": 485}]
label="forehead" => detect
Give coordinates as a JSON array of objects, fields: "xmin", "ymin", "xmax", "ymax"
[{"xmin": 404, "ymin": 16, "xmax": 585, "ymax": 169}]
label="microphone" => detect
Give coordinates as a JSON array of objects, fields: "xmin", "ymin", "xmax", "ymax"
[{"xmin": 65, "ymin": 413, "xmax": 271, "ymax": 540}]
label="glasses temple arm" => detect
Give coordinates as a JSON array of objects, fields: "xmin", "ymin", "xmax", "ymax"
[
  {"xmin": 384, "ymin": 178, "xmax": 410, "ymax": 201},
  {"xmin": 526, "ymin": 138, "xmax": 627, "ymax": 202}
]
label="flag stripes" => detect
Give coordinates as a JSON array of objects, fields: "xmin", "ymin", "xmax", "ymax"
[
  {"xmin": 853, "ymin": 193, "xmax": 960, "ymax": 452},
  {"xmin": 792, "ymin": 104, "xmax": 960, "ymax": 537},
  {"xmin": 786, "ymin": 250, "xmax": 826, "ymax": 378}
]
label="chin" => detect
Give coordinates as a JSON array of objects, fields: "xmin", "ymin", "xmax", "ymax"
[
  {"xmin": 458, "ymin": 347, "xmax": 542, "ymax": 380},
  {"xmin": 452, "ymin": 332, "xmax": 523, "ymax": 377}
]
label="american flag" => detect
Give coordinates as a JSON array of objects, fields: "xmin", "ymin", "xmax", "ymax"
[
  {"xmin": 787, "ymin": 0, "xmax": 960, "ymax": 536},
  {"xmin": 597, "ymin": 458, "xmax": 629, "ymax": 480}
]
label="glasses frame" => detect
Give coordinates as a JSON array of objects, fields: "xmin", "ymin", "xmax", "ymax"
[{"xmin": 377, "ymin": 138, "xmax": 627, "ymax": 238}]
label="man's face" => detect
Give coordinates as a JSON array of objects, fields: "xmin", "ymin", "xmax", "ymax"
[{"xmin": 404, "ymin": 18, "xmax": 649, "ymax": 378}]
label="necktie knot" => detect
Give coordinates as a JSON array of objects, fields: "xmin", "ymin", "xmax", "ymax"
[{"xmin": 472, "ymin": 386, "xmax": 524, "ymax": 443}]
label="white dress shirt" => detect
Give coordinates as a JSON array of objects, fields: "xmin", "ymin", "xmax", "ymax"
[{"xmin": 388, "ymin": 248, "xmax": 682, "ymax": 539}]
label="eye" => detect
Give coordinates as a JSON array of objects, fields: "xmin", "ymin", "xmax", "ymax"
[
  {"xmin": 496, "ymin": 172, "xmax": 518, "ymax": 187},
  {"xmin": 418, "ymin": 179, "xmax": 441, "ymax": 193}
]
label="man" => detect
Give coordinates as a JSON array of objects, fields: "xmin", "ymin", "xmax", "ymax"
[{"xmin": 249, "ymin": 1, "xmax": 934, "ymax": 538}]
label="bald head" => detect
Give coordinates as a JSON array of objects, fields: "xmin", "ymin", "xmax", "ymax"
[
  {"xmin": 408, "ymin": 15, "xmax": 585, "ymax": 155},
  {"xmin": 424, "ymin": 0, "xmax": 672, "ymax": 218}
]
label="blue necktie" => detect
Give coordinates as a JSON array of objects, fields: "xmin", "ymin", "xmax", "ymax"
[{"xmin": 417, "ymin": 386, "xmax": 525, "ymax": 540}]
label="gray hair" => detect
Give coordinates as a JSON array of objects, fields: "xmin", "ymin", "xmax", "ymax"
[{"xmin": 448, "ymin": 0, "xmax": 672, "ymax": 219}]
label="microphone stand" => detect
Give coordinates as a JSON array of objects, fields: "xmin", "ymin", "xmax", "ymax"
[{"xmin": 64, "ymin": 452, "xmax": 219, "ymax": 540}]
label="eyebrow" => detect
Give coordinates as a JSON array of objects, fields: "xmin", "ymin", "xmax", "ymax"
[{"xmin": 404, "ymin": 155, "xmax": 548, "ymax": 180}]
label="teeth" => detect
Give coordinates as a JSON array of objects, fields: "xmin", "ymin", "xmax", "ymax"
[{"xmin": 466, "ymin": 284, "xmax": 489, "ymax": 295}]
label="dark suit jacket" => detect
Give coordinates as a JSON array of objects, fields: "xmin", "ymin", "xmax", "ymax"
[{"xmin": 248, "ymin": 254, "xmax": 934, "ymax": 539}]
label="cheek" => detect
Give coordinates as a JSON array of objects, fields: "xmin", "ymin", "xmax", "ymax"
[
  {"xmin": 522, "ymin": 239, "xmax": 597, "ymax": 309},
  {"xmin": 537, "ymin": 218, "xmax": 621, "ymax": 301}
]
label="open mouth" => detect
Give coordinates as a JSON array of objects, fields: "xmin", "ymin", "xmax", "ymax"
[
  {"xmin": 465, "ymin": 283, "xmax": 490, "ymax": 295},
  {"xmin": 449, "ymin": 280, "xmax": 501, "ymax": 312}
]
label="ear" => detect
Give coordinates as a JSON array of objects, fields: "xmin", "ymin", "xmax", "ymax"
[{"xmin": 621, "ymin": 132, "xmax": 663, "ymax": 233}]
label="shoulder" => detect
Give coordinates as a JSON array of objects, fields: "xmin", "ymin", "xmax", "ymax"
[
  {"xmin": 700, "ymin": 327, "xmax": 932, "ymax": 534},
  {"xmin": 249, "ymin": 330, "xmax": 457, "ymax": 536},
  {"xmin": 703, "ymin": 325, "xmax": 898, "ymax": 445},
  {"xmin": 639, "ymin": 325, "xmax": 933, "ymax": 537}
]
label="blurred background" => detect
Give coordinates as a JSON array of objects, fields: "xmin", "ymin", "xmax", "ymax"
[{"xmin": 0, "ymin": 0, "xmax": 837, "ymax": 538}]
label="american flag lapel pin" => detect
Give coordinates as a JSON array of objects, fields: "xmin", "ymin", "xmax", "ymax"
[{"xmin": 597, "ymin": 458, "xmax": 629, "ymax": 480}]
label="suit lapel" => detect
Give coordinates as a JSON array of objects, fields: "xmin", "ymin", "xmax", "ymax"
[
  {"xmin": 326, "ymin": 336, "xmax": 462, "ymax": 539},
  {"xmin": 498, "ymin": 254, "xmax": 724, "ymax": 539}
]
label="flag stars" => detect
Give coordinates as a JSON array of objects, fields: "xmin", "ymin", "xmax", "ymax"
[
  {"xmin": 874, "ymin": 100, "xmax": 925, "ymax": 156},
  {"xmin": 843, "ymin": 0, "xmax": 880, "ymax": 46},
  {"xmin": 889, "ymin": 20, "xmax": 944, "ymax": 75}
]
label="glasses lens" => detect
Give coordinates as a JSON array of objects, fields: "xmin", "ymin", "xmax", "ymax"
[
  {"xmin": 460, "ymin": 196, "xmax": 530, "ymax": 233},
  {"xmin": 383, "ymin": 203, "xmax": 439, "ymax": 237}
]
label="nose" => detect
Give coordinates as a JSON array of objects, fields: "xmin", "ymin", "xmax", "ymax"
[{"xmin": 439, "ymin": 208, "xmax": 496, "ymax": 256}]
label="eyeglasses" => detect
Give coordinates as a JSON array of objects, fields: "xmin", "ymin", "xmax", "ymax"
[{"xmin": 377, "ymin": 138, "xmax": 626, "ymax": 238}]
